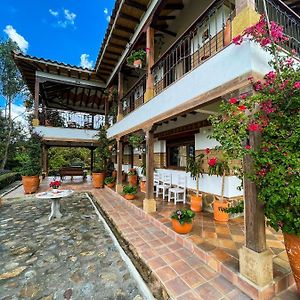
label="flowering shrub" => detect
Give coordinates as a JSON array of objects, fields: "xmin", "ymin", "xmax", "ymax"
[
  {"xmin": 49, "ymin": 180, "xmax": 61, "ymax": 189},
  {"xmin": 209, "ymin": 16, "xmax": 300, "ymax": 236},
  {"xmin": 171, "ymin": 209, "xmax": 195, "ymax": 225}
]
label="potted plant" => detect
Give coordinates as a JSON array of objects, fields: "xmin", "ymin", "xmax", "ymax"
[
  {"xmin": 186, "ymin": 153, "xmax": 205, "ymax": 212},
  {"xmin": 126, "ymin": 49, "xmax": 146, "ymax": 68},
  {"xmin": 171, "ymin": 209, "xmax": 195, "ymax": 234},
  {"xmin": 123, "ymin": 185, "xmax": 137, "ymax": 200},
  {"xmin": 128, "ymin": 134, "xmax": 144, "ymax": 150},
  {"xmin": 18, "ymin": 134, "xmax": 42, "ymax": 194},
  {"xmin": 139, "ymin": 161, "xmax": 146, "ymax": 193},
  {"xmin": 49, "ymin": 179, "xmax": 61, "ymax": 193},
  {"xmin": 104, "ymin": 176, "xmax": 115, "ymax": 188},
  {"xmin": 208, "ymin": 156, "xmax": 230, "ymax": 222},
  {"xmin": 92, "ymin": 126, "xmax": 111, "ymax": 188},
  {"xmin": 128, "ymin": 168, "xmax": 138, "ymax": 186}
]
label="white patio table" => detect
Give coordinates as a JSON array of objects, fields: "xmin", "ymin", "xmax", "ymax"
[{"xmin": 36, "ymin": 189, "xmax": 74, "ymax": 221}]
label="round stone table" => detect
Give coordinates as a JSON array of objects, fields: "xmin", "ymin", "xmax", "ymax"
[{"xmin": 36, "ymin": 189, "xmax": 74, "ymax": 221}]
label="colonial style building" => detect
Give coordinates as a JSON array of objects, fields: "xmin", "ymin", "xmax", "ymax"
[{"xmin": 15, "ymin": 0, "xmax": 299, "ymax": 298}]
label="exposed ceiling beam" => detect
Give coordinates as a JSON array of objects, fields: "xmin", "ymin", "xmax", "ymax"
[
  {"xmin": 125, "ymin": 1, "xmax": 147, "ymax": 11},
  {"xmin": 106, "ymin": 50, "xmax": 120, "ymax": 56},
  {"xmin": 119, "ymin": 12, "xmax": 140, "ymax": 23},
  {"xmin": 164, "ymin": 3, "xmax": 184, "ymax": 10},
  {"xmin": 111, "ymin": 33, "xmax": 130, "ymax": 42},
  {"xmin": 109, "ymin": 42, "xmax": 126, "ymax": 50},
  {"xmin": 152, "ymin": 25, "xmax": 177, "ymax": 37},
  {"xmin": 158, "ymin": 15, "xmax": 176, "ymax": 20},
  {"xmin": 115, "ymin": 24, "xmax": 135, "ymax": 34}
]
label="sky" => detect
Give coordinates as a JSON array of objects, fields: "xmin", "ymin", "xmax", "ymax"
[{"xmin": 0, "ymin": 0, "xmax": 115, "ymax": 123}]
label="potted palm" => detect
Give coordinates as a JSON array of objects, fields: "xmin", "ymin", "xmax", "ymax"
[
  {"xmin": 186, "ymin": 153, "xmax": 204, "ymax": 212},
  {"xmin": 19, "ymin": 134, "xmax": 42, "ymax": 194},
  {"xmin": 123, "ymin": 185, "xmax": 137, "ymax": 200},
  {"xmin": 208, "ymin": 156, "xmax": 230, "ymax": 222},
  {"xmin": 92, "ymin": 125, "xmax": 111, "ymax": 188},
  {"xmin": 104, "ymin": 176, "xmax": 115, "ymax": 188},
  {"xmin": 171, "ymin": 209, "xmax": 195, "ymax": 234},
  {"xmin": 126, "ymin": 49, "xmax": 146, "ymax": 68},
  {"xmin": 127, "ymin": 168, "xmax": 138, "ymax": 186}
]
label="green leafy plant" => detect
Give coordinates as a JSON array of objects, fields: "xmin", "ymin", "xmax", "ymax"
[
  {"xmin": 128, "ymin": 134, "xmax": 144, "ymax": 149},
  {"xmin": 123, "ymin": 185, "xmax": 137, "ymax": 195},
  {"xmin": 221, "ymin": 201, "xmax": 244, "ymax": 214},
  {"xmin": 210, "ymin": 15, "xmax": 300, "ymax": 236},
  {"xmin": 104, "ymin": 176, "xmax": 115, "ymax": 185},
  {"xmin": 186, "ymin": 153, "xmax": 204, "ymax": 197},
  {"xmin": 128, "ymin": 168, "xmax": 137, "ymax": 176},
  {"xmin": 171, "ymin": 209, "xmax": 195, "ymax": 225},
  {"xmin": 207, "ymin": 155, "xmax": 230, "ymax": 202},
  {"xmin": 126, "ymin": 49, "xmax": 146, "ymax": 65}
]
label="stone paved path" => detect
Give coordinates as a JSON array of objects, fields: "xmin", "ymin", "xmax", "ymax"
[{"xmin": 0, "ymin": 193, "xmax": 145, "ymax": 300}]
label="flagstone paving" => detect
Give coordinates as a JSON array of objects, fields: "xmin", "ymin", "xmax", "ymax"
[{"xmin": 0, "ymin": 193, "xmax": 145, "ymax": 300}]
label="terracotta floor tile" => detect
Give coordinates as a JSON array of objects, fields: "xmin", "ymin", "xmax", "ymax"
[
  {"xmin": 155, "ymin": 265, "xmax": 177, "ymax": 282},
  {"xmin": 149, "ymin": 239, "xmax": 164, "ymax": 248},
  {"xmin": 161, "ymin": 252, "xmax": 181, "ymax": 264},
  {"xmin": 210, "ymin": 248, "xmax": 232, "ymax": 263},
  {"xmin": 170, "ymin": 260, "xmax": 192, "ymax": 275},
  {"xmin": 210, "ymin": 275, "xmax": 235, "ymax": 294},
  {"xmin": 181, "ymin": 269, "xmax": 206, "ymax": 288},
  {"xmin": 226, "ymin": 289, "xmax": 252, "ymax": 300},
  {"xmin": 175, "ymin": 247, "xmax": 193, "ymax": 260},
  {"xmin": 164, "ymin": 277, "xmax": 190, "ymax": 297},
  {"xmin": 140, "ymin": 249, "xmax": 158, "ymax": 261},
  {"xmin": 186, "ymin": 255, "xmax": 206, "ymax": 268},
  {"xmin": 156, "ymin": 246, "xmax": 171, "ymax": 256},
  {"xmin": 168, "ymin": 242, "xmax": 184, "ymax": 252},
  {"xmin": 194, "ymin": 282, "xmax": 223, "ymax": 300},
  {"xmin": 195, "ymin": 265, "xmax": 218, "ymax": 280},
  {"xmin": 147, "ymin": 256, "xmax": 167, "ymax": 271},
  {"xmin": 177, "ymin": 291, "xmax": 201, "ymax": 300}
]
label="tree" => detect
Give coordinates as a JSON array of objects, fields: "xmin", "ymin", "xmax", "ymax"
[{"xmin": 0, "ymin": 39, "xmax": 25, "ymax": 169}]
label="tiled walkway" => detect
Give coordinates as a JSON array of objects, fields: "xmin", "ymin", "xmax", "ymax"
[{"xmin": 3, "ymin": 177, "xmax": 298, "ymax": 299}]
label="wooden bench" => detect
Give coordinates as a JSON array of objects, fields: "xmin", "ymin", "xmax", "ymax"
[{"xmin": 59, "ymin": 167, "xmax": 86, "ymax": 180}]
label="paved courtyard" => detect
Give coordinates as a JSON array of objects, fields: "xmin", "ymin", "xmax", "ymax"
[{"xmin": 0, "ymin": 193, "xmax": 145, "ymax": 300}]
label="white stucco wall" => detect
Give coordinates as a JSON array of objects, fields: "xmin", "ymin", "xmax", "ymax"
[
  {"xmin": 107, "ymin": 41, "xmax": 272, "ymax": 139},
  {"xmin": 195, "ymin": 126, "xmax": 220, "ymax": 150},
  {"xmin": 34, "ymin": 126, "xmax": 99, "ymax": 141}
]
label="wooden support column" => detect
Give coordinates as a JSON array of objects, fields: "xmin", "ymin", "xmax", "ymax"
[
  {"xmin": 33, "ymin": 77, "xmax": 40, "ymax": 126},
  {"xmin": 239, "ymin": 131, "xmax": 273, "ymax": 287},
  {"xmin": 143, "ymin": 127, "xmax": 156, "ymax": 213},
  {"xmin": 116, "ymin": 138, "xmax": 123, "ymax": 193},
  {"xmin": 90, "ymin": 148, "xmax": 94, "ymax": 171},
  {"xmin": 42, "ymin": 144, "xmax": 48, "ymax": 176},
  {"xmin": 144, "ymin": 26, "xmax": 155, "ymax": 103},
  {"xmin": 232, "ymin": 0, "xmax": 260, "ymax": 38},
  {"xmin": 104, "ymin": 98, "xmax": 109, "ymax": 126},
  {"xmin": 117, "ymin": 72, "xmax": 124, "ymax": 121},
  {"xmin": 130, "ymin": 145, "xmax": 134, "ymax": 168}
]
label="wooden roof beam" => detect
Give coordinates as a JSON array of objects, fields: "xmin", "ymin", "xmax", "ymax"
[
  {"xmin": 158, "ymin": 15, "xmax": 176, "ymax": 20},
  {"xmin": 164, "ymin": 3, "xmax": 184, "ymax": 10},
  {"xmin": 111, "ymin": 34, "xmax": 130, "ymax": 42},
  {"xmin": 109, "ymin": 42, "xmax": 126, "ymax": 50},
  {"xmin": 119, "ymin": 12, "xmax": 140, "ymax": 23},
  {"xmin": 115, "ymin": 24, "xmax": 135, "ymax": 34},
  {"xmin": 152, "ymin": 25, "xmax": 177, "ymax": 37},
  {"xmin": 125, "ymin": 1, "xmax": 147, "ymax": 11}
]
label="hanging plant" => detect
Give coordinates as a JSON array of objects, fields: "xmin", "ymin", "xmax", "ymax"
[
  {"xmin": 126, "ymin": 49, "xmax": 146, "ymax": 68},
  {"xmin": 128, "ymin": 134, "xmax": 144, "ymax": 149}
]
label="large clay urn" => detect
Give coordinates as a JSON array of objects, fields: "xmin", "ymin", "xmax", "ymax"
[
  {"xmin": 22, "ymin": 176, "xmax": 40, "ymax": 194},
  {"xmin": 283, "ymin": 233, "xmax": 300, "ymax": 294},
  {"xmin": 92, "ymin": 172, "xmax": 105, "ymax": 188}
]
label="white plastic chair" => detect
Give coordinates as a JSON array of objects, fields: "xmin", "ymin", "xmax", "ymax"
[
  {"xmin": 156, "ymin": 174, "xmax": 172, "ymax": 200},
  {"xmin": 154, "ymin": 172, "xmax": 161, "ymax": 192},
  {"xmin": 168, "ymin": 175, "xmax": 186, "ymax": 204}
]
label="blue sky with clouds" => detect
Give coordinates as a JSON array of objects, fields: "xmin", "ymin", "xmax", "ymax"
[{"xmin": 0, "ymin": 0, "xmax": 115, "ymax": 113}]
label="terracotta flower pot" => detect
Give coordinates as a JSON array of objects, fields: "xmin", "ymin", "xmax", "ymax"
[
  {"xmin": 106, "ymin": 183, "xmax": 115, "ymax": 188},
  {"xmin": 190, "ymin": 194, "xmax": 203, "ymax": 212},
  {"xmin": 140, "ymin": 181, "xmax": 146, "ymax": 193},
  {"xmin": 92, "ymin": 172, "xmax": 105, "ymax": 188},
  {"xmin": 133, "ymin": 59, "xmax": 142, "ymax": 68},
  {"xmin": 172, "ymin": 219, "xmax": 193, "ymax": 234},
  {"xmin": 213, "ymin": 200, "xmax": 229, "ymax": 222},
  {"xmin": 22, "ymin": 176, "xmax": 40, "ymax": 194},
  {"xmin": 128, "ymin": 174, "xmax": 138, "ymax": 186},
  {"xmin": 124, "ymin": 194, "xmax": 135, "ymax": 200},
  {"xmin": 283, "ymin": 232, "xmax": 300, "ymax": 294}
]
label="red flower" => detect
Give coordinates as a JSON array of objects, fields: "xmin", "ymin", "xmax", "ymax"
[
  {"xmin": 248, "ymin": 122, "xmax": 261, "ymax": 132},
  {"xmin": 293, "ymin": 81, "xmax": 300, "ymax": 89},
  {"xmin": 208, "ymin": 157, "xmax": 217, "ymax": 167},
  {"xmin": 238, "ymin": 105, "xmax": 247, "ymax": 111},
  {"xmin": 205, "ymin": 148, "xmax": 210, "ymax": 154},
  {"xmin": 258, "ymin": 168, "xmax": 267, "ymax": 177},
  {"xmin": 239, "ymin": 93, "xmax": 248, "ymax": 99},
  {"xmin": 229, "ymin": 97, "xmax": 238, "ymax": 104},
  {"xmin": 233, "ymin": 35, "xmax": 243, "ymax": 45},
  {"xmin": 245, "ymin": 145, "xmax": 251, "ymax": 150}
]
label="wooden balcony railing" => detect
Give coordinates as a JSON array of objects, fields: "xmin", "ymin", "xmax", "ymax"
[
  {"xmin": 255, "ymin": 0, "xmax": 300, "ymax": 55},
  {"xmin": 122, "ymin": 74, "xmax": 146, "ymax": 116},
  {"xmin": 39, "ymin": 108, "xmax": 105, "ymax": 130},
  {"xmin": 152, "ymin": 0, "xmax": 235, "ymax": 96}
]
